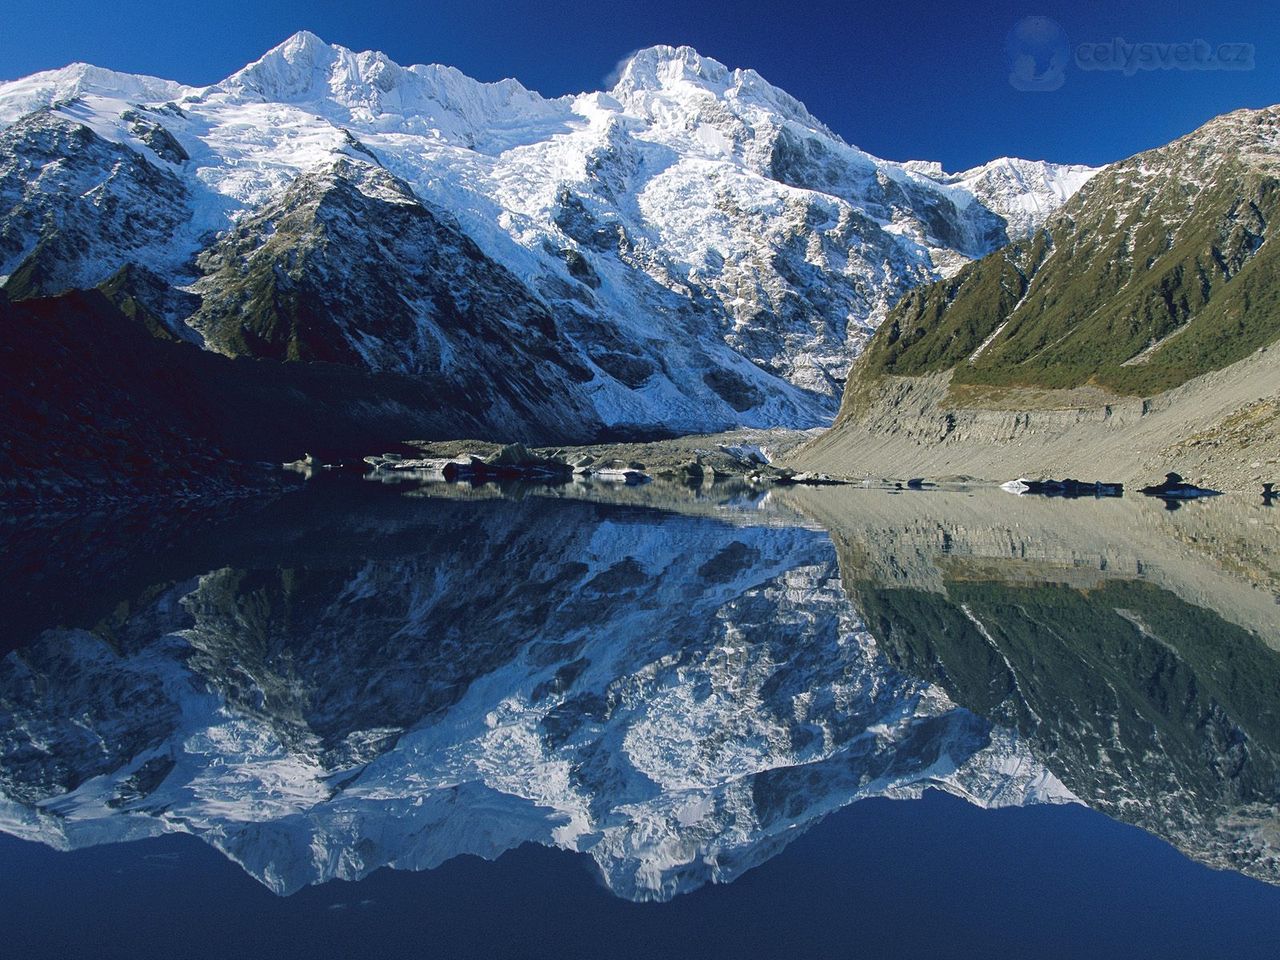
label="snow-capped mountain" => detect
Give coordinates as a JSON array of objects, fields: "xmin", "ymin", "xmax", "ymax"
[
  {"xmin": 0, "ymin": 495, "xmax": 1070, "ymax": 901},
  {"xmin": 0, "ymin": 32, "xmax": 1098, "ymax": 435},
  {"xmin": 903, "ymin": 156, "xmax": 1098, "ymax": 240}
]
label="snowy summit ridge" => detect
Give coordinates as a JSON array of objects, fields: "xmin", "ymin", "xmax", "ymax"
[{"xmin": 0, "ymin": 32, "xmax": 1099, "ymax": 436}]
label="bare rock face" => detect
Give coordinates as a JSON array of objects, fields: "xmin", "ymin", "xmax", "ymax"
[{"xmin": 0, "ymin": 110, "xmax": 191, "ymax": 304}]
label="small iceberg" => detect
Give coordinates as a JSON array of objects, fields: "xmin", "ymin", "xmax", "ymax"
[
  {"xmin": 442, "ymin": 444, "xmax": 572, "ymax": 483},
  {"xmin": 719, "ymin": 444, "xmax": 770, "ymax": 465},
  {"xmin": 775, "ymin": 472, "xmax": 845, "ymax": 487}
]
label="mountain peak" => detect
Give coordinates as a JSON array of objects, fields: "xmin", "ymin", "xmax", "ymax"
[
  {"xmin": 0, "ymin": 62, "xmax": 191, "ymax": 123},
  {"xmin": 221, "ymin": 30, "xmax": 341, "ymax": 101},
  {"xmin": 252, "ymin": 29, "xmax": 336, "ymax": 70},
  {"xmin": 612, "ymin": 45, "xmax": 732, "ymax": 92},
  {"xmin": 276, "ymin": 29, "xmax": 330, "ymax": 55},
  {"xmin": 609, "ymin": 44, "xmax": 831, "ymax": 137},
  {"xmin": 211, "ymin": 33, "xmax": 558, "ymax": 148},
  {"xmin": 1170, "ymin": 102, "xmax": 1280, "ymax": 175}
]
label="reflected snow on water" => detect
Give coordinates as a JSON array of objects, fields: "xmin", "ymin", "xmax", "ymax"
[{"xmin": 2, "ymin": 478, "xmax": 1279, "ymax": 943}]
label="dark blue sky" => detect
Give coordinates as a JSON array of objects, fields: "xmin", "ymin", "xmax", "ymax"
[{"xmin": 2, "ymin": 0, "xmax": 1276, "ymax": 169}]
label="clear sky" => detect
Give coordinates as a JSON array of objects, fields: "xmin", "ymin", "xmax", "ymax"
[{"xmin": 1, "ymin": 0, "xmax": 1276, "ymax": 170}]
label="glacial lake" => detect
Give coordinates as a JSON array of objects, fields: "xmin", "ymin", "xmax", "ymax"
[{"xmin": 3, "ymin": 476, "xmax": 1280, "ymax": 959}]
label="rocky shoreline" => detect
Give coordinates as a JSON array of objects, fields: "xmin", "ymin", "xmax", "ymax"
[
  {"xmin": 364, "ymin": 428, "xmax": 826, "ymax": 487},
  {"xmin": 791, "ymin": 346, "xmax": 1280, "ymax": 492}
]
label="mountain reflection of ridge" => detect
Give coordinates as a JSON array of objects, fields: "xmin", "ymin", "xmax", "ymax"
[
  {"xmin": 0, "ymin": 486, "xmax": 1063, "ymax": 901},
  {"xmin": 2, "ymin": 482, "xmax": 1278, "ymax": 898},
  {"xmin": 782, "ymin": 486, "xmax": 1280, "ymax": 884}
]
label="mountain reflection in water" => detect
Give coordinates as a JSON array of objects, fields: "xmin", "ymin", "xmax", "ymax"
[{"xmin": 1, "ymin": 478, "xmax": 1279, "ymax": 906}]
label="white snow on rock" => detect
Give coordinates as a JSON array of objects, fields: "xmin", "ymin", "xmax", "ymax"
[
  {"xmin": 0, "ymin": 33, "xmax": 1100, "ymax": 432},
  {"xmin": 904, "ymin": 156, "xmax": 1100, "ymax": 240}
]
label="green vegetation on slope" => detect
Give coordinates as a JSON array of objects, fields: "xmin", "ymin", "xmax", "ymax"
[
  {"xmin": 855, "ymin": 107, "xmax": 1280, "ymax": 397},
  {"xmin": 848, "ymin": 574, "xmax": 1280, "ymax": 835}
]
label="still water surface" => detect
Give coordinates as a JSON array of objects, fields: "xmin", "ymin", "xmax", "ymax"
[{"xmin": 2, "ymin": 477, "xmax": 1279, "ymax": 958}]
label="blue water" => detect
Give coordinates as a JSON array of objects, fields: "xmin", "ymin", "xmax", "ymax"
[
  {"xmin": 3, "ymin": 791, "xmax": 1278, "ymax": 960},
  {"xmin": 2, "ymin": 479, "xmax": 1279, "ymax": 958}
]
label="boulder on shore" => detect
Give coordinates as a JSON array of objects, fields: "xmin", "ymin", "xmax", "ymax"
[
  {"xmin": 1002, "ymin": 478, "xmax": 1123, "ymax": 498},
  {"xmin": 1138, "ymin": 472, "xmax": 1221, "ymax": 500}
]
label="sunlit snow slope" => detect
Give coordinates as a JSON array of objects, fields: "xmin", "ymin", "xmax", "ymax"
[{"xmin": 0, "ymin": 32, "xmax": 1098, "ymax": 434}]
